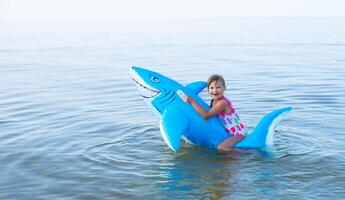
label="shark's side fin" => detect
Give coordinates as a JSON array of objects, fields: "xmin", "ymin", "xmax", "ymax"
[
  {"xmin": 186, "ymin": 81, "xmax": 207, "ymax": 95},
  {"xmin": 160, "ymin": 107, "xmax": 189, "ymax": 152}
]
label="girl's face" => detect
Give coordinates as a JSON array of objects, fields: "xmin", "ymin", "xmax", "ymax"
[{"xmin": 208, "ymin": 80, "xmax": 225, "ymax": 100}]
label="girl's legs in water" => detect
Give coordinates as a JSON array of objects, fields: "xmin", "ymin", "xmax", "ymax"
[{"xmin": 217, "ymin": 135, "xmax": 244, "ymax": 151}]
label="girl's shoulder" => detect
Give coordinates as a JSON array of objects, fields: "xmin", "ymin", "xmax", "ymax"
[
  {"xmin": 210, "ymin": 97, "xmax": 228, "ymax": 109},
  {"xmin": 210, "ymin": 98, "xmax": 228, "ymax": 108},
  {"xmin": 219, "ymin": 96, "xmax": 231, "ymax": 104},
  {"xmin": 218, "ymin": 97, "xmax": 234, "ymax": 110}
]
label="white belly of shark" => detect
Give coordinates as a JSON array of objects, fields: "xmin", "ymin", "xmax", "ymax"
[{"xmin": 129, "ymin": 66, "xmax": 292, "ymax": 152}]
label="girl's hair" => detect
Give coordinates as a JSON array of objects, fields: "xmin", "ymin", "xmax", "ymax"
[{"xmin": 207, "ymin": 74, "xmax": 226, "ymax": 89}]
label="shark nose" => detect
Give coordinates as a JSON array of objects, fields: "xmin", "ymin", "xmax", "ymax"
[
  {"xmin": 131, "ymin": 66, "xmax": 145, "ymax": 71},
  {"xmin": 131, "ymin": 66, "xmax": 138, "ymax": 71}
]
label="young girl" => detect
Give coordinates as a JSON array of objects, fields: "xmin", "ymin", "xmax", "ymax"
[{"xmin": 184, "ymin": 74, "xmax": 248, "ymax": 151}]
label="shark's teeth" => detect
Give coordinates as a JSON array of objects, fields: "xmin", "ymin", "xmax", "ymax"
[{"xmin": 131, "ymin": 78, "xmax": 160, "ymax": 99}]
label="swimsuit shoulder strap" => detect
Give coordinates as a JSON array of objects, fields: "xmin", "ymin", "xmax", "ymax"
[
  {"xmin": 219, "ymin": 97, "xmax": 235, "ymax": 114},
  {"xmin": 219, "ymin": 97, "xmax": 232, "ymax": 107},
  {"xmin": 211, "ymin": 97, "xmax": 233, "ymax": 110}
]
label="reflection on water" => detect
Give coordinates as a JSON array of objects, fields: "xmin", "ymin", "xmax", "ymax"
[{"xmin": 1, "ymin": 18, "xmax": 345, "ymax": 199}]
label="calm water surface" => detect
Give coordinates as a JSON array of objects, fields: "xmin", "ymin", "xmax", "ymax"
[{"xmin": 1, "ymin": 18, "xmax": 345, "ymax": 199}]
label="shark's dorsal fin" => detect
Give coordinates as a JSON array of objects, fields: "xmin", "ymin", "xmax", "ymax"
[
  {"xmin": 160, "ymin": 107, "xmax": 189, "ymax": 152},
  {"xmin": 186, "ymin": 81, "xmax": 207, "ymax": 95}
]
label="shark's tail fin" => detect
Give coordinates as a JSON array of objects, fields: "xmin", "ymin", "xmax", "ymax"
[{"xmin": 236, "ymin": 107, "xmax": 292, "ymax": 148}]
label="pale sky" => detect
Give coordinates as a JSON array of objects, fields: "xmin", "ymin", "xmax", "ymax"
[{"xmin": 1, "ymin": 0, "xmax": 345, "ymax": 22}]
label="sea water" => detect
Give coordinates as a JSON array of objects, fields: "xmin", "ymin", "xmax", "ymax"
[{"xmin": 1, "ymin": 18, "xmax": 345, "ymax": 199}]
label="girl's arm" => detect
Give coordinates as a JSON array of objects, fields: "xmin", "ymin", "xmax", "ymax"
[{"xmin": 184, "ymin": 95, "xmax": 226, "ymax": 120}]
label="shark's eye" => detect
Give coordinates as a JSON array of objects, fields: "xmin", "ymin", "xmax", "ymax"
[{"xmin": 151, "ymin": 76, "xmax": 160, "ymax": 83}]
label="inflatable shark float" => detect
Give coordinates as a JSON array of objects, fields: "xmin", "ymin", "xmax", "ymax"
[{"xmin": 129, "ymin": 66, "xmax": 291, "ymax": 152}]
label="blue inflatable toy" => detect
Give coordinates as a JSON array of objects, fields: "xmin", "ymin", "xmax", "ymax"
[{"xmin": 129, "ymin": 66, "xmax": 291, "ymax": 152}]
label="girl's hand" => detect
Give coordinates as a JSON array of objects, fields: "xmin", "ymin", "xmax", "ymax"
[{"xmin": 184, "ymin": 95, "xmax": 193, "ymax": 103}]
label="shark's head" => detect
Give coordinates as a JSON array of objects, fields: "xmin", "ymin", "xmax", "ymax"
[
  {"xmin": 129, "ymin": 66, "xmax": 162, "ymax": 99},
  {"xmin": 129, "ymin": 66, "xmax": 182, "ymax": 115}
]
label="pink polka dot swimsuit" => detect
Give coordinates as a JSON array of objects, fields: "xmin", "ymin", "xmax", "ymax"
[{"xmin": 211, "ymin": 97, "xmax": 248, "ymax": 138}]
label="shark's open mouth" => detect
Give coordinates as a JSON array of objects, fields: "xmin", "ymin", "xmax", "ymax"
[{"xmin": 131, "ymin": 77, "xmax": 160, "ymax": 99}]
